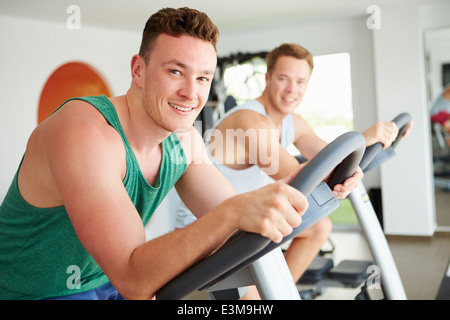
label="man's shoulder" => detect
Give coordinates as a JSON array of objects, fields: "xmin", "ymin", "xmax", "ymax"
[
  {"xmin": 39, "ymin": 99, "xmax": 121, "ymax": 160},
  {"xmin": 220, "ymin": 109, "xmax": 274, "ymax": 131}
]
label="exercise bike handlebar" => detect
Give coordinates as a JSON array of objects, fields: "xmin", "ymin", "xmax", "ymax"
[
  {"xmin": 359, "ymin": 113, "xmax": 412, "ymax": 172},
  {"xmin": 207, "ymin": 131, "xmax": 367, "ymax": 286},
  {"xmin": 391, "ymin": 113, "xmax": 412, "ymax": 148},
  {"xmin": 156, "ymin": 131, "xmax": 366, "ymax": 300}
]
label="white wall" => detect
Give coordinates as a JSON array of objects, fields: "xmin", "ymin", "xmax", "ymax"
[
  {"xmin": 372, "ymin": 6, "xmax": 435, "ymax": 235},
  {"xmin": 0, "ymin": 15, "xmax": 179, "ymax": 238},
  {"xmin": 0, "ymin": 15, "xmax": 139, "ymax": 200},
  {"xmin": 371, "ymin": 2, "xmax": 450, "ymax": 235}
]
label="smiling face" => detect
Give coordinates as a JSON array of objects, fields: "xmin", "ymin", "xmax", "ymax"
[
  {"xmin": 138, "ymin": 33, "xmax": 217, "ymax": 133},
  {"xmin": 265, "ymin": 55, "xmax": 311, "ymax": 116}
]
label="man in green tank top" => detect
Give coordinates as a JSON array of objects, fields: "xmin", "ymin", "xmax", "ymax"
[{"xmin": 0, "ymin": 7, "xmax": 309, "ymax": 299}]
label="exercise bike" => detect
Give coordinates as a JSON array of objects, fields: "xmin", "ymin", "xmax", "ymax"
[
  {"xmin": 156, "ymin": 130, "xmax": 365, "ymax": 300},
  {"xmin": 298, "ymin": 113, "xmax": 411, "ymax": 300},
  {"xmin": 155, "ymin": 113, "xmax": 411, "ymax": 300}
]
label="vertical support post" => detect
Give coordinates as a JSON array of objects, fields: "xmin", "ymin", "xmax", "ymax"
[
  {"xmin": 348, "ymin": 182, "xmax": 407, "ymax": 300},
  {"xmin": 249, "ymin": 248, "xmax": 301, "ymax": 300}
]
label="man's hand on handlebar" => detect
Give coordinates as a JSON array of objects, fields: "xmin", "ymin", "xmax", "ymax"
[
  {"xmin": 220, "ymin": 174, "xmax": 308, "ymax": 244},
  {"xmin": 331, "ymin": 166, "xmax": 364, "ymax": 199}
]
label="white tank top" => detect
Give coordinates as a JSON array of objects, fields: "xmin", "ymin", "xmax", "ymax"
[{"xmin": 175, "ymin": 100, "xmax": 295, "ymax": 227}]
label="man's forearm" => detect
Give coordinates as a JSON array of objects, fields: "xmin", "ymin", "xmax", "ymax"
[{"xmin": 120, "ymin": 207, "xmax": 237, "ymax": 299}]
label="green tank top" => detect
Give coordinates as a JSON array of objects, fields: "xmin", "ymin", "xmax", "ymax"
[{"xmin": 0, "ymin": 95, "xmax": 187, "ymax": 299}]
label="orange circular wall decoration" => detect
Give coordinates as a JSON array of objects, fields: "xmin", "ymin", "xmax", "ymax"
[{"xmin": 37, "ymin": 62, "xmax": 112, "ymax": 124}]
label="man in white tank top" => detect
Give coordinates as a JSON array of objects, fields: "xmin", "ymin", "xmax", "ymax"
[{"xmin": 176, "ymin": 43, "xmax": 401, "ymax": 299}]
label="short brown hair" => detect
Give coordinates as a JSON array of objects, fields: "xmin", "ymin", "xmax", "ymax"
[
  {"xmin": 266, "ymin": 43, "xmax": 314, "ymax": 73},
  {"xmin": 139, "ymin": 7, "xmax": 219, "ymax": 63}
]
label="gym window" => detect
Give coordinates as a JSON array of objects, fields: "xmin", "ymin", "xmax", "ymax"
[{"xmin": 221, "ymin": 52, "xmax": 355, "ymax": 154}]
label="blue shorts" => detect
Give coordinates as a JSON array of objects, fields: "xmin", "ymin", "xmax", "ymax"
[{"xmin": 43, "ymin": 282, "xmax": 125, "ymax": 300}]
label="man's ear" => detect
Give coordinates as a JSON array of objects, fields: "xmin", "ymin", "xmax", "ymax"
[
  {"xmin": 131, "ymin": 54, "xmax": 145, "ymax": 88},
  {"xmin": 265, "ymin": 71, "xmax": 270, "ymax": 85}
]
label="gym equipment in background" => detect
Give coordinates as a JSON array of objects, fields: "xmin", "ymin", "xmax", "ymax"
[
  {"xmin": 298, "ymin": 113, "xmax": 411, "ymax": 300},
  {"xmin": 156, "ymin": 131, "xmax": 366, "ymax": 300}
]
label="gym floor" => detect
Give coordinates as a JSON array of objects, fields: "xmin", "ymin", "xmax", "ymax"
[
  {"xmin": 435, "ymin": 187, "xmax": 450, "ymax": 228},
  {"xmin": 303, "ymin": 229, "xmax": 450, "ymax": 300},
  {"xmin": 386, "ymin": 187, "xmax": 450, "ymax": 300}
]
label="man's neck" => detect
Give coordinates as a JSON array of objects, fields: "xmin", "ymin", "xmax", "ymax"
[
  {"xmin": 113, "ymin": 90, "xmax": 170, "ymax": 154},
  {"xmin": 256, "ymin": 92, "xmax": 285, "ymax": 127}
]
